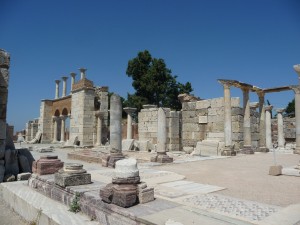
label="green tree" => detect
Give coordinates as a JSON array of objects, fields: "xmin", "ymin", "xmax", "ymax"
[
  {"xmin": 126, "ymin": 50, "xmax": 193, "ymax": 111},
  {"xmin": 285, "ymin": 98, "xmax": 295, "ymax": 115}
]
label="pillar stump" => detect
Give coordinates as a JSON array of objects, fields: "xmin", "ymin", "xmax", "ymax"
[{"xmin": 32, "ymin": 155, "xmax": 63, "ymax": 175}]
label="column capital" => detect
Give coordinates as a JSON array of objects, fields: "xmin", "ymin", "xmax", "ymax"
[
  {"xmin": 265, "ymin": 105, "xmax": 273, "ymax": 111},
  {"xmin": 62, "ymin": 76, "xmax": 68, "ymax": 81},
  {"xmin": 250, "ymin": 102, "xmax": 259, "ymax": 109},
  {"xmin": 290, "ymin": 85, "xmax": 300, "ymax": 94},
  {"xmin": 60, "ymin": 115, "xmax": 67, "ymax": 120},
  {"xmin": 276, "ymin": 108, "xmax": 285, "ymax": 114},
  {"xmin": 95, "ymin": 110, "xmax": 105, "ymax": 118},
  {"xmin": 70, "ymin": 72, "xmax": 76, "ymax": 78},
  {"xmin": 79, "ymin": 68, "xmax": 87, "ymax": 73},
  {"xmin": 293, "ymin": 64, "xmax": 300, "ymax": 76},
  {"xmin": 52, "ymin": 116, "xmax": 59, "ymax": 121},
  {"xmin": 55, "ymin": 79, "xmax": 61, "ymax": 84},
  {"xmin": 256, "ymin": 90, "xmax": 265, "ymax": 98},
  {"xmin": 218, "ymin": 79, "xmax": 233, "ymax": 89},
  {"xmin": 123, "ymin": 107, "xmax": 137, "ymax": 115}
]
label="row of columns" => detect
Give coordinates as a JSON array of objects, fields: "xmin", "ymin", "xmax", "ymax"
[
  {"xmin": 52, "ymin": 115, "xmax": 69, "ymax": 142},
  {"xmin": 219, "ymin": 63, "xmax": 300, "ymax": 155},
  {"xmin": 54, "ymin": 68, "xmax": 87, "ymax": 99}
]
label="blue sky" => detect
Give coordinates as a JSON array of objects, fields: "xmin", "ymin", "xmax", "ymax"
[{"xmin": 1, "ymin": 0, "xmax": 300, "ymax": 131}]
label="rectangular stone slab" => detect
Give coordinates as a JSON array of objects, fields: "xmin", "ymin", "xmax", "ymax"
[{"xmin": 54, "ymin": 173, "xmax": 91, "ymax": 187}]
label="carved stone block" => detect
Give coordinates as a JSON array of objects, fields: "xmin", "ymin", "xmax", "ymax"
[
  {"xmin": 112, "ymin": 184, "xmax": 137, "ymax": 208},
  {"xmin": 54, "ymin": 172, "xmax": 91, "ymax": 187}
]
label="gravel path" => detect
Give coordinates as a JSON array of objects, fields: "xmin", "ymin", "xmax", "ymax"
[{"xmin": 156, "ymin": 152, "xmax": 300, "ymax": 207}]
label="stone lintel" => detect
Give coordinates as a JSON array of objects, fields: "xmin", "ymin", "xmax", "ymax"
[{"xmin": 263, "ymin": 86, "xmax": 291, "ymax": 93}]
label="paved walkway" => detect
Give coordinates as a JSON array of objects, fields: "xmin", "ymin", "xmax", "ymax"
[{"xmin": 1, "ymin": 143, "xmax": 300, "ymax": 225}]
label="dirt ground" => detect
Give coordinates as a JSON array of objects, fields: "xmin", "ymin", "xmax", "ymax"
[{"xmin": 153, "ymin": 152, "xmax": 300, "ymax": 207}]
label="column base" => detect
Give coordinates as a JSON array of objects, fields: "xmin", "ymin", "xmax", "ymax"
[
  {"xmin": 294, "ymin": 147, "xmax": 300, "ymax": 154},
  {"xmin": 221, "ymin": 146, "xmax": 236, "ymax": 156},
  {"xmin": 108, "ymin": 153, "xmax": 125, "ymax": 168},
  {"xmin": 240, "ymin": 145, "xmax": 254, "ymax": 154},
  {"xmin": 150, "ymin": 152, "xmax": 173, "ymax": 163},
  {"xmin": 258, "ymin": 147, "xmax": 269, "ymax": 153}
]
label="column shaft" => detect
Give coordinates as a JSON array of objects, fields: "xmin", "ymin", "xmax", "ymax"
[
  {"xmin": 265, "ymin": 106, "xmax": 273, "ymax": 150},
  {"xmin": 242, "ymin": 88, "xmax": 253, "ymax": 154},
  {"xmin": 258, "ymin": 92, "xmax": 268, "ymax": 152},
  {"xmin": 127, "ymin": 114, "xmax": 132, "ymax": 139},
  {"xmin": 96, "ymin": 116, "xmax": 102, "ymax": 145},
  {"xmin": 276, "ymin": 109, "xmax": 285, "ymax": 149},
  {"xmin": 60, "ymin": 117, "xmax": 65, "ymax": 142}
]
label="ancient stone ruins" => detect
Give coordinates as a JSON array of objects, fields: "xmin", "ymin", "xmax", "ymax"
[{"xmin": 1, "ymin": 48, "xmax": 300, "ymax": 224}]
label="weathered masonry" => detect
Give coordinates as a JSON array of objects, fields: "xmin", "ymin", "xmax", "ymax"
[{"xmin": 36, "ymin": 68, "xmax": 109, "ymax": 146}]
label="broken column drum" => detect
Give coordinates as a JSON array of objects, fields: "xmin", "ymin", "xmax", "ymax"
[
  {"xmin": 32, "ymin": 155, "xmax": 63, "ymax": 175},
  {"xmin": 100, "ymin": 158, "xmax": 154, "ymax": 208}
]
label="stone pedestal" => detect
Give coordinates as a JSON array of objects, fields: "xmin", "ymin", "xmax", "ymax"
[
  {"xmin": 269, "ymin": 165, "xmax": 282, "ymax": 176},
  {"xmin": 100, "ymin": 158, "xmax": 154, "ymax": 208},
  {"xmin": 32, "ymin": 155, "xmax": 63, "ymax": 175},
  {"xmin": 54, "ymin": 163, "xmax": 91, "ymax": 187}
]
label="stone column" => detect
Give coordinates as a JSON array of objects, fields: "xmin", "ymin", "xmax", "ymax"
[
  {"xmin": 79, "ymin": 68, "xmax": 86, "ymax": 80},
  {"xmin": 70, "ymin": 72, "xmax": 76, "ymax": 91},
  {"xmin": 150, "ymin": 108, "xmax": 173, "ymax": 163},
  {"xmin": 61, "ymin": 76, "xmax": 68, "ymax": 97},
  {"xmin": 104, "ymin": 94, "xmax": 124, "ymax": 167},
  {"xmin": 250, "ymin": 102, "xmax": 259, "ymax": 151},
  {"xmin": 123, "ymin": 107, "xmax": 137, "ymax": 139},
  {"xmin": 257, "ymin": 91, "xmax": 268, "ymax": 152},
  {"xmin": 0, "ymin": 49, "xmax": 10, "ymax": 159},
  {"xmin": 218, "ymin": 80, "xmax": 235, "ymax": 156},
  {"xmin": 290, "ymin": 85, "xmax": 300, "ymax": 154},
  {"xmin": 293, "ymin": 64, "xmax": 300, "ymax": 84},
  {"xmin": 265, "ymin": 105, "xmax": 273, "ymax": 150},
  {"xmin": 276, "ymin": 108, "xmax": 285, "ymax": 150},
  {"xmin": 55, "ymin": 80, "xmax": 60, "ymax": 99},
  {"xmin": 60, "ymin": 115, "xmax": 66, "ymax": 142},
  {"xmin": 241, "ymin": 87, "xmax": 253, "ymax": 154},
  {"xmin": 95, "ymin": 111, "xmax": 104, "ymax": 146},
  {"xmin": 30, "ymin": 122, "xmax": 34, "ymax": 140},
  {"xmin": 52, "ymin": 116, "xmax": 59, "ymax": 142}
]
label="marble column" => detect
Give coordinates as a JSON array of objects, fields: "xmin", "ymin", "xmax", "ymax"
[
  {"xmin": 276, "ymin": 108, "xmax": 285, "ymax": 150},
  {"xmin": 218, "ymin": 80, "xmax": 235, "ymax": 156},
  {"xmin": 250, "ymin": 102, "xmax": 259, "ymax": 151},
  {"xmin": 150, "ymin": 108, "xmax": 173, "ymax": 163},
  {"xmin": 61, "ymin": 76, "xmax": 68, "ymax": 97},
  {"xmin": 123, "ymin": 107, "xmax": 137, "ymax": 139},
  {"xmin": 95, "ymin": 111, "xmax": 104, "ymax": 146},
  {"xmin": 105, "ymin": 94, "xmax": 124, "ymax": 167},
  {"xmin": 242, "ymin": 87, "xmax": 253, "ymax": 154},
  {"xmin": 60, "ymin": 115, "xmax": 66, "ymax": 142},
  {"xmin": 52, "ymin": 116, "xmax": 59, "ymax": 142},
  {"xmin": 70, "ymin": 72, "xmax": 76, "ymax": 91},
  {"xmin": 290, "ymin": 85, "xmax": 300, "ymax": 154},
  {"xmin": 265, "ymin": 105, "xmax": 273, "ymax": 150},
  {"xmin": 55, "ymin": 80, "xmax": 60, "ymax": 99},
  {"xmin": 257, "ymin": 91, "xmax": 268, "ymax": 152},
  {"xmin": 79, "ymin": 68, "xmax": 86, "ymax": 80}
]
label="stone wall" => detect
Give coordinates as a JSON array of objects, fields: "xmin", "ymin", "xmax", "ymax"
[
  {"xmin": 138, "ymin": 106, "xmax": 181, "ymax": 151},
  {"xmin": 181, "ymin": 97, "xmax": 260, "ymax": 150},
  {"xmin": 39, "ymin": 100, "xmax": 53, "ymax": 143},
  {"xmin": 70, "ymin": 88, "xmax": 95, "ymax": 146},
  {"xmin": 272, "ymin": 117, "xmax": 296, "ymax": 143}
]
